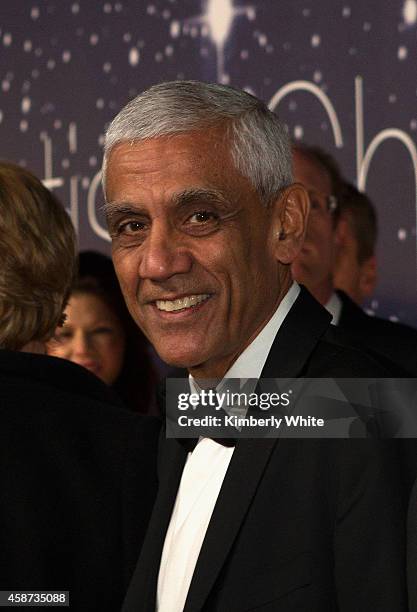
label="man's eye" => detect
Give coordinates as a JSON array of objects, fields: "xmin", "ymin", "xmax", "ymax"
[
  {"xmin": 119, "ymin": 220, "xmax": 146, "ymax": 234},
  {"xmin": 188, "ymin": 211, "xmax": 218, "ymax": 224}
]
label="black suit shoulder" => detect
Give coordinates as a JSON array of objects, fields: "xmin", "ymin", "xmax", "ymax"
[
  {"xmin": 262, "ymin": 287, "xmax": 397, "ymax": 378},
  {"xmin": 0, "ymin": 348, "xmax": 125, "ymax": 410},
  {"xmin": 337, "ymin": 290, "xmax": 417, "ymax": 374},
  {"xmin": 305, "ymin": 325, "xmax": 393, "ymax": 377},
  {"xmin": 408, "ymin": 478, "xmax": 417, "ymax": 611},
  {"xmin": 0, "ymin": 349, "xmax": 161, "ymax": 612}
]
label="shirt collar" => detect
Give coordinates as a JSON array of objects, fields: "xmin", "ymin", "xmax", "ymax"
[{"xmin": 325, "ymin": 291, "xmax": 342, "ymax": 325}]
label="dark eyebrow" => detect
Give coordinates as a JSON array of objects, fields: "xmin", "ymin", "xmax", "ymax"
[
  {"xmin": 172, "ymin": 188, "xmax": 229, "ymax": 208},
  {"xmin": 102, "ymin": 187, "xmax": 230, "ymax": 224},
  {"xmin": 102, "ymin": 202, "xmax": 147, "ymax": 223}
]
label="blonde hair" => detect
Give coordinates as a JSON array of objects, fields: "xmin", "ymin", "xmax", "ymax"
[{"xmin": 0, "ymin": 162, "xmax": 77, "ymax": 350}]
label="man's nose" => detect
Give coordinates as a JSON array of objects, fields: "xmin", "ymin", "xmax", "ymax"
[{"xmin": 138, "ymin": 222, "xmax": 193, "ymax": 281}]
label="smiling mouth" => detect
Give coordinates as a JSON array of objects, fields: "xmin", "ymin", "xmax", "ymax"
[{"xmin": 155, "ymin": 294, "xmax": 211, "ymax": 312}]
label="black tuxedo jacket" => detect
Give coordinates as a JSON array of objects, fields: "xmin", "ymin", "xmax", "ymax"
[
  {"xmin": 408, "ymin": 477, "xmax": 417, "ymax": 611},
  {"xmin": 0, "ymin": 349, "xmax": 160, "ymax": 612},
  {"xmin": 337, "ymin": 289, "xmax": 417, "ymax": 375},
  {"xmin": 122, "ymin": 288, "xmax": 409, "ymax": 612}
]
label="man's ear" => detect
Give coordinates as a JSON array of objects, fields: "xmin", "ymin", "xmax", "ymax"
[
  {"xmin": 334, "ymin": 216, "xmax": 350, "ymax": 252},
  {"xmin": 270, "ymin": 184, "xmax": 310, "ymax": 264},
  {"xmin": 359, "ymin": 255, "xmax": 377, "ymax": 300}
]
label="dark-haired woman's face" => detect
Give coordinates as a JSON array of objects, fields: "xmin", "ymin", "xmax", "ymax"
[{"xmin": 48, "ymin": 292, "xmax": 126, "ymax": 386}]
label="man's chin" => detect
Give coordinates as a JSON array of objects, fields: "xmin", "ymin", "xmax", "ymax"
[{"xmin": 154, "ymin": 345, "xmax": 206, "ymax": 371}]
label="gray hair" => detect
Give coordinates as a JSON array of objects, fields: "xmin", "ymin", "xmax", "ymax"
[{"xmin": 103, "ymin": 80, "xmax": 292, "ymax": 204}]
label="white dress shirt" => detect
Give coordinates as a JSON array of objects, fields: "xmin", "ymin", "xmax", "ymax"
[
  {"xmin": 325, "ymin": 291, "xmax": 342, "ymax": 325},
  {"xmin": 156, "ymin": 283, "xmax": 300, "ymax": 611}
]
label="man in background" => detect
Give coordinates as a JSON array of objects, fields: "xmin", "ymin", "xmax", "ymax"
[
  {"xmin": 333, "ymin": 182, "xmax": 377, "ymax": 304},
  {"xmin": 291, "ymin": 143, "xmax": 417, "ymax": 374},
  {"xmin": 290, "ymin": 144, "xmax": 343, "ymax": 311}
]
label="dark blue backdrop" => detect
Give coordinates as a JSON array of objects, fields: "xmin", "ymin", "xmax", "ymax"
[{"xmin": 1, "ymin": 0, "xmax": 417, "ymax": 323}]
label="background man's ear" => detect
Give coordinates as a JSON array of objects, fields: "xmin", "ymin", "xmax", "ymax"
[
  {"xmin": 334, "ymin": 216, "xmax": 350, "ymax": 251},
  {"xmin": 271, "ymin": 184, "xmax": 309, "ymax": 264},
  {"xmin": 359, "ymin": 255, "xmax": 377, "ymax": 300}
]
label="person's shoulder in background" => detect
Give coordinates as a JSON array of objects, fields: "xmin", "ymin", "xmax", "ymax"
[
  {"xmin": 0, "ymin": 348, "xmax": 161, "ymax": 612},
  {"xmin": 336, "ymin": 289, "xmax": 417, "ymax": 375}
]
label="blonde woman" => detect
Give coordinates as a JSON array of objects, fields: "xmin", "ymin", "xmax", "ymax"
[{"xmin": 0, "ymin": 162, "xmax": 159, "ymax": 612}]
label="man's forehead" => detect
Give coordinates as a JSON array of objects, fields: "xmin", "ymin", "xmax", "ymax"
[
  {"xmin": 107, "ymin": 127, "xmax": 230, "ymax": 167},
  {"xmin": 292, "ymin": 150, "xmax": 332, "ymax": 193},
  {"xmin": 104, "ymin": 129, "xmax": 249, "ymax": 209}
]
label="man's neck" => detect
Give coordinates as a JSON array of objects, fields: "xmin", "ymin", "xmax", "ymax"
[{"xmin": 308, "ymin": 278, "xmax": 334, "ymax": 306}]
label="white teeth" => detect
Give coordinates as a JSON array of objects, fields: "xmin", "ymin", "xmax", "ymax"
[{"xmin": 156, "ymin": 294, "xmax": 210, "ymax": 312}]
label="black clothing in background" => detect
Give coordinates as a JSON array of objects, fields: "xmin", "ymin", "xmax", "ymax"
[
  {"xmin": 0, "ymin": 349, "xmax": 160, "ymax": 612},
  {"xmin": 337, "ymin": 289, "xmax": 417, "ymax": 375},
  {"xmin": 408, "ymin": 477, "xmax": 417, "ymax": 611}
]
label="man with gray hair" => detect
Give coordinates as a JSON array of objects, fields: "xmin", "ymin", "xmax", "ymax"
[{"xmin": 103, "ymin": 81, "xmax": 407, "ymax": 611}]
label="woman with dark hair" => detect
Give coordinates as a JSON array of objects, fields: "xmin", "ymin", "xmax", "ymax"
[{"xmin": 48, "ymin": 250, "xmax": 157, "ymax": 414}]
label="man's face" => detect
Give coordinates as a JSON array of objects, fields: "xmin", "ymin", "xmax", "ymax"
[
  {"xmin": 291, "ymin": 150, "xmax": 337, "ymax": 303},
  {"xmin": 105, "ymin": 128, "xmax": 286, "ymax": 378},
  {"xmin": 333, "ymin": 211, "xmax": 377, "ymax": 304}
]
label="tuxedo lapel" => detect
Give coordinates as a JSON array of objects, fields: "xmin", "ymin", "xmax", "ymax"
[
  {"xmin": 121, "ymin": 435, "xmax": 188, "ymax": 612},
  {"xmin": 184, "ymin": 438, "xmax": 276, "ymax": 612},
  {"xmin": 184, "ymin": 289, "xmax": 331, "ymax": 611}
]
